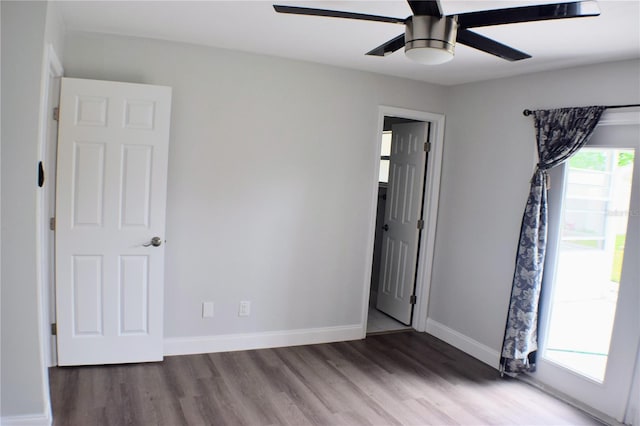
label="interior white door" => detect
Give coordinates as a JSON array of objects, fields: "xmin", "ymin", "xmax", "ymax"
[
  {"xmin": 55, "ymin": 78, "xmax": 172, "ymax": 366},
  {"xmin": 376, "ymin": 122, "xmax": 428, "ymax": 325}
]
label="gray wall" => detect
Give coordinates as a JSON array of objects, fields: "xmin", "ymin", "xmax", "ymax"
[
  {"xmin": 1, "ymin": 1, "xmax": 49, "ymax": 418},
  {"xmin": 1, "ymin": 0, "xmax": 66, "ymax": 419},
  {"xmin": 369, "ymin": 185, "xmax": 387, "ymax": 307},
  {"xmin": 63, "ymin": 32, "xmax": 448, "ymax": 339},
  {"xmin": 429, "ymin": 59, "xmax": 640, "ymax": 354}
]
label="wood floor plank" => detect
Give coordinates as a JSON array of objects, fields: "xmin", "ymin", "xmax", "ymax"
[
  {"xmin": 268, "ymin": 391, "xmax": 315, "ymax": 426},
  {"xmin": 49, "ymin": 331, "xmax": 603, "ymax": 426},
  {"xmin": 274, "ymin": 346, "xmax": 369, "ymax": 416},
  {"xmin": 315, "ymin": 345, "xmax": 429, "ymax": 424}
]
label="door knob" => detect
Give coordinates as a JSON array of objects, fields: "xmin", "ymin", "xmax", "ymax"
[
  {"xmin": 382, "ymin": 224, "xmax": 389, "ymax": 231},
  {"xmin": 143, "ymin": 237, "xmax": 162, "ymax": 247}
]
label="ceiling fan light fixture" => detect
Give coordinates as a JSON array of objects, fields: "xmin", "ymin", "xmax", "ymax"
[
  {"xmin": 405, "ymin": 43, "xmax": 454, "ymax": 65},
  {"xmin": 405, "ymin": 15, "xmax": 458, "ymax": 65}
]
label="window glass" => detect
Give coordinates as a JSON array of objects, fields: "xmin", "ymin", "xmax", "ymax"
[
  {"xmin": 379, "ymin": 159, "xmax": 390, "ymax": 183},
  {"xmin": 381, "ymin": 131, "xmax": 392, "ymax": 157},
  {"xmin": 544, "ymin": 147, "xmax": 635, "ymax": 381},
  {"xmin": 379, "ymin": 131, "xmax": 392, "ymax": 183}
]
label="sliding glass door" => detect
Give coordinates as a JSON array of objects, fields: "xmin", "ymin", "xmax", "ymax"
[{"xmin": 535, "ymin": 115, "xmax": 639, "ymax": 421}]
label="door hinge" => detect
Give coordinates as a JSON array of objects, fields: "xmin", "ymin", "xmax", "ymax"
[
  {"xmin": 51, "ymin": 323, "xmax": 57, "ymax": 336},
  {"xmin": 417, "ymin": 219, "xmax": 424, "ymax": 230},
  {"xmin": 424, "ymin": 141, "xmax": 431, "ymax": 152},
  {"xmin": 52, "ymin": 107, "xmax": 60, "ymax": 121},
  {"xmin": 409, "ymin": 295, "xmax": 417, "ymax": 305},
  {"xmin": 49, "ymin": 217, "xmax": 55, "ymax": 231}
]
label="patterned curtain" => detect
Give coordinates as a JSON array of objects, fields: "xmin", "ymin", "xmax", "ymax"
[{"xmin": 500, "ymin": 106, "xmax": 606, "ymax": 375}]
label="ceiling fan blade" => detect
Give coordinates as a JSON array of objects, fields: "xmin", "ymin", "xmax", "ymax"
[
  {"xmin": 366, "ymin": 34, "xmax": 406, "ymax": 57},
  {"xmin": 456, "ymin": 28, "xmax": 531, "ymax": 61},
  {"xmin": 273, "ymin": 5, "xmax": 405, "ymax": 25},
  {"xmin": 456, "ymin": 0, "xmax": 599, "ymax": 28},
  {"xmin": 407, "ymin": 0, "xmax": 442, "ymax": 17}
]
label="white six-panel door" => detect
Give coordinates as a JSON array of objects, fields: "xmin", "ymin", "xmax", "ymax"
[
  {"xmin": 55, "ymin": 78, "xmax": 172, "ymax": 366},
  {"xmin": 376, "ymin": 122, "xmax": 428, "ymax": 325}
]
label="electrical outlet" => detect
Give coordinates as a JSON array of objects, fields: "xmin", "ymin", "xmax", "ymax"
[
  {"xmin": 202, "ymin": 301, "xmax": 214, "ymax": 318},
  {"xmin": 238, "ymin": 301, "xmax": 251, "ymax": 317}
]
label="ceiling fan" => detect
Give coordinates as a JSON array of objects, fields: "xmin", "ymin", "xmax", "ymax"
[{"xmin": 273, "ymin": 1, "xmax": 600, "ymax": 65}]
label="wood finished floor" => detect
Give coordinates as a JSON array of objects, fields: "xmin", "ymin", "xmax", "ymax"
[{"xmin": 49, "ymin": 331, "xmax": 602, "ymax": 426}]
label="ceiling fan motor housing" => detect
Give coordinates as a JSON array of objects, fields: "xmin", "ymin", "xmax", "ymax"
[{"xmin": 405, "ymin": 15, "xmax": 459, "ymax": 57}]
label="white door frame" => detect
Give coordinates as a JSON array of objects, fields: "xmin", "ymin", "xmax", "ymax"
[
  {"xmin": 34, "ymin": 43, "xmax": 63, "ymax": 424},
  {"xmin": 361, "ymin": 106, "xmax": 445, "ymax": 337},
  {"xmin": 36, "ymin": 44, "xmax": 63, "ymax": 368}
]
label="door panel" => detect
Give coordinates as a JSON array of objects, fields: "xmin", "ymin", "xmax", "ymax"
[
  {"xmin": 120, "ymin": 145, "xmax": 153, "ymax": 227},
  {"xmin": 56, "ymin": 78, "xmax": 172, "ymax": 366},
  {"xmin": 376, "ymin": 122, "xmax": 428, "ymax": 324},
  {"xmin": 72, "ymin": 142, "xmax": 105, "ymax": 226},
  {"xmin": 119, "ymin": 255, "xmax": 149, "ymax": 334},
  {"xmin": 72, "ymin": 255, "xmax": 103, "ymax": 335}
]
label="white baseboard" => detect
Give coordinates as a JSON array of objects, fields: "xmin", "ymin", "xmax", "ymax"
[
  {"xmin": 164, "ymin": 324, "xmax": 364, "ymax": 357},
  {"xmin": 425, "ymin": 318, "xmax": 501, "ymax": 369},
  {"xmin": 0, "ymin": 413, "xmax": 51, "ymax": 426}
]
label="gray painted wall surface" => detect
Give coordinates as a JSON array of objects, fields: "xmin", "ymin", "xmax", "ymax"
[
  {"xmin": 1, "ymin": 1, "xmax": 48, "ymax": 417},
  {"xmin": 62, "ymin": 31, "xmax": 448, "ymax": 338},
  {"xmin": 1, "ymin": 0, "xmax": 66, "ymax": 418},
  {"xmin": 429, "ymin": 59, "xmax": 640, "ymax": 352}
]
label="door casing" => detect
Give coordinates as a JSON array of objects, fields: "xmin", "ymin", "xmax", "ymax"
[
  {"xmin": 36, "ymin": 44, "xmax": 64, "ymax": 369},
  {"xmin": 34, "ymin": 43, "xmax": 64, "ymax": 424}
]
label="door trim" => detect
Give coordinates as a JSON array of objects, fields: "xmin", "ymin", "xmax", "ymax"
[
  {"xmin": 37, "ymin": 44, "xmax": 63, "ymax": 368},
  {"xmin": 35, "ymin": 43, "xmax": 63, "ymax": 425},
  {"xmin": 361, "ymin": 106, "xmax": 445, "ymax": 337}
]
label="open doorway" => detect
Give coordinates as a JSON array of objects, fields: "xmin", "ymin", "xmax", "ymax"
[
  {"xmin": 364, "ymin": 106, "xmax": 444, "ymax": 336},
  {"xmin": 367, "ymin": 117, "xmax": 426, "ymax": 334},
  {"xmin": 361, "ymin": 106, "xmax": 445, "ymax": 338}
]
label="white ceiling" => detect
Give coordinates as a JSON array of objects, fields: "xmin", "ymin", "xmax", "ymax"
[{"xmin": 56, "ymin": 0, "xmax": 640, "ymax": 85}]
